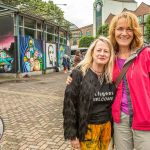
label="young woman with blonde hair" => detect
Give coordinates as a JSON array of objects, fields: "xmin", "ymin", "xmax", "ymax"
[{"xmin": 63, "ymin": 36, "xmax": 116, "ymax": 150}]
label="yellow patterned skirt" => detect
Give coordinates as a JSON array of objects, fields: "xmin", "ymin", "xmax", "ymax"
[{"xmin": 80, "ymin": 121, "xmax": 111, "ymax": 150}]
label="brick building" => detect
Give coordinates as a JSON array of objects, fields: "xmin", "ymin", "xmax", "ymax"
[
  {"xmin": 70, "ymin": 24, "xmax": 93, "ymax": 50},
  {"xmin": 135, "ymin": 2, "xmax": 150, "ymax": 39},
  {"xmin": 105, "ymin": 2, "xmax": 150, "ymax": 41}
]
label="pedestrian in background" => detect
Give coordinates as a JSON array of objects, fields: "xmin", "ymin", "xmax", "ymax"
[
  {"xmin": 109, "ymin": 11, "xmax": 150, "ymax": 150},
  {"xmin": 62, "ymin": 54, "xmax": 68, "ymax": 73},
  {"xmin": 73, "ymin": 50, "xmax": 82, "ymax": 67},
  {"xmin": 66, "ymin": 55, "xmax": 71, "ymax": 72},
  {"xmin": 63, "ymin": 36, "xmax": 116, "ymax": 150}
]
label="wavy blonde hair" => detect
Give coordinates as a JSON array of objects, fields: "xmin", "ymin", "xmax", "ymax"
[
  {"xmin": 109, "ymin": 11, "xmax": 143, "ymax": 52},
  {"xmin": 76, "ymin": 36, "xmax": 114, "ymax": 83}
]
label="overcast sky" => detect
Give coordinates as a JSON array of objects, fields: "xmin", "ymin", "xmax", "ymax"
[{"xmin": 45, "ymin": 0, "xmax": 150, "ymax": 28}]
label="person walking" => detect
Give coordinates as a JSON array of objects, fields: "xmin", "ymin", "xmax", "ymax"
[
  {"xmin": 109, "ymin": 11, "xmax": 150, "ymax": 150},
  {"xmin": 62, "ymin": 54, "xmax": 68, "ymax": 73},
  {"xmin": 63, "ymin": 36, "xmax": 116, "ymax": 150}
]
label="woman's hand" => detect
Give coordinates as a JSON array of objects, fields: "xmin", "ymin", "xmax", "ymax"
[
  {"xmin": 66, "ymin": 76, "xmax": 73, "ymax": 85},
  {"xmin": 70, "ymin": 138, "xmax": 80, "ymax": 150}
]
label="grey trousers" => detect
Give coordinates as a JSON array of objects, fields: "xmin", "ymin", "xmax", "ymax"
[{"xmin": 114, "ymin": 112, "xmax": 150, "ymax": 150}]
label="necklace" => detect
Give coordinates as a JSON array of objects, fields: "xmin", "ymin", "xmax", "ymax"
[
  {"xmin": 91, "ymin": 67, "xmax": 103, "ymax": 75},
  {"xmin": 97, "ymin": 74, "xmax": 104, "ymax": 85},
  {"xmin": 91, "ymin": 67, "xmax": 104, "ymax": 85}
]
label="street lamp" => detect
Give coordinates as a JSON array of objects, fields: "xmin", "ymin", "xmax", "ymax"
[
  {"xmin": 55, "ymin": 4, "xmax": 67, "ymax": 6},
  {"xmin": 52, "ymin": 3, "xmax": 67, "ymax": 70},
  {"xmin": 53, "ymin": 3, "xmax": 67, "ymax": 21},
  {"xmin": 54, "ymin": 3, "xmax": 67, "ymax": 11},
  {"xmin": 96, "ymin": 3, "xmax": 101, "ymax": 12}
]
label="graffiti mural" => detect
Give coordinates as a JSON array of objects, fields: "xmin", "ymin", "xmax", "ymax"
[
  {"xmin": 0, "ymin": 15, "xmax": 15, "ymax": 73},
  {"xmin": 58, "ymin": 45, "xmax": 66, "ymax": 67},
  {"xmin": 46, "ymin": 43, "xmax": 56, "ymax": 68},
  {"xmin": 20, "ymin": 36, "xmax": 43, "ymax": 73}
]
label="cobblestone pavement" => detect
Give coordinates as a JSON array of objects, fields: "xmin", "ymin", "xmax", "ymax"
[{"xmin": 0, "ymin": 72, "xmax": 71, "ymax": 150}]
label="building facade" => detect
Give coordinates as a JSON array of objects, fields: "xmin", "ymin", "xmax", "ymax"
[
  {"xmin": 134, "ymin": 2, "xmax": 150, "ymax": 41},
  {"xmin": 70, "ymin": 24, "xmax": 93, "ymax": 50},
  {"xmin": 0, "ymin": 3, "xmax": 70, "ymax": 76}
]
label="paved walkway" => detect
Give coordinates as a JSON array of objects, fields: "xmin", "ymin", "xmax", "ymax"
[{"xmin": 0, "ymin": 72, "xmax": 71, "ymax": 150}]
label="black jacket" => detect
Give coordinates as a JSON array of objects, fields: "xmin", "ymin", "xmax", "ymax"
[{"xmin": 63, "ymin": 68, "xmax": 115, "ymax": 141}]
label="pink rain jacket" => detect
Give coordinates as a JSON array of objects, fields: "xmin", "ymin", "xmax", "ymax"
[{"xmin": 112, "ymin": 47, "xmax": 150, "ymax": 130}]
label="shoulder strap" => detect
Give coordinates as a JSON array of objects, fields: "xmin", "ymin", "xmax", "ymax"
[
  {"xmin": 115, "ymin": 46, "xmax": 146, "ymax": 88},
  {"xmin": 115, "ymin": 59, "xmax": 134, "ymax": 88}
]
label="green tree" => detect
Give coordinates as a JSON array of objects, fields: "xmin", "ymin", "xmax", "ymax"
[
  {"xmin": 79, "ymin": 36, "xmax": 95, "ymax": 48},
  {"xmin": 97, "ymin": 24, "xmax": 109, "ymax": 37},
  {"xmin": 145, "ymin": 14, "xmax": 150, "ymax": 43},
  {"xmin": 0, "ymin": 0, "xmax": 65, "ymax": 26}
]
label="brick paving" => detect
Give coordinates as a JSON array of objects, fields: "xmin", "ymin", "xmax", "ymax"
[{"xmin": 0, "ymin": 72, "xmax": 71, "ymax": 150}]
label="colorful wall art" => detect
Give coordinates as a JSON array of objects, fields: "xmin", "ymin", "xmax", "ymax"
[
  {"xmin": 46, "ymin": 43, "xmax": 56, "ymax": 68},
  {"xmin": 0, "ymin": 15, "xmax": 15, "ymax": 73},
  {"xmin": 20, "ymin": 36, "xmax": 43, "ymax": 73},
  {"xmin": 58, "ymin": 45, "xmax": 66, "ymax": 67}
]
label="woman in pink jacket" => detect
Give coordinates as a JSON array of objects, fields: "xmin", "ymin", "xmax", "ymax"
[{"xmin": 109, "ymin": 11, "xmax": 150, "ymax": 150}]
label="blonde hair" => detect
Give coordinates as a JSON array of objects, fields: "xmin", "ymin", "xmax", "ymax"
[
  {"xmin": 76, "ymin": 36, "xmax": 114, "ymax": 83},
  {"xmin": 109, "ymin": 11, "xmax": 143, "ymax": 52}
]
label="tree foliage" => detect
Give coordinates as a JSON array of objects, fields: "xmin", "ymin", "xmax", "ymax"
[
  {"xmin": 145, "ymin": 14, "xmax": 150, "ymax": 43},
  {"xmin": 0, "ymin": 0, "xmax": 67, "ymax": 27},
  {"xmin": 79, "ymin": 36, "xmax": 95, "ymax": 48},
  {"xmin": 97, "ymin": 24, "xmax": 109, "ymax": 37}
]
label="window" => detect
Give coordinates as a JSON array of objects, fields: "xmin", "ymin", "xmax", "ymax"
[
  {"xmin": 24, "ymin": 18, "xmax": 35, "ymax": 29},
  {"xmin": 24, "ymin": 18, "xmax": 36, "ymax": 38},
  {"xmin": 64, "ymin": 38, "xmax": 66, "ymax": 44},
  {"xmin": 55, "ymin": 35, "xmax": 58, "ymax": 43},
  {"xmin": 24, "ymin": 28, "xmax": 35, "ymax": 38},
  {"xmin": 138, "ymin": 16, "xmax": 142, "ymax": 24},
  {"xmin": 19, "ymin": 16, "xmax": 23, "ymax": 26},
  {"xmin": 60, "ymin": 37, "xmax": 63, "ymax": 44},
  {"xmin": 37, "ymin": 31, "xmax": 42, "ymax": 40},
  {"xmin": 47, "ymin": 25, "xmax": 54, "ymax": 34},
  {"xmin": 86, "ymin": 31, "xmax": 91, "ymax": 36},
  {"xmin": 144, "ymin": 14, "xmax": 149, "ymax": 23},
  {"xmin": 36, "ymin": 22, "xmax": 43, "ymax": 40},
  {"xmin": 46, "ymin": 25, "xmax": 56, "ymax": 42},
  {"xmin": 55, "ymin": 27, "xmax": 59, "ymax": 34},
  {"xmin": 19, "ymin": 27, "xmax": 24, "ymax": 36},
  {"xmin": 79, "ymin": 31, "xmax": 82, "ymax": 37},
  {"xmin": 47, "ymin": 33, "xmax": 53, "ymax": 42},
  {"xmin": 59, "ymin": 30, "xmax": 66, "ymax": 44},
  {"xmin": 37, "ymin": 22, "xmax": 42, "ymax": 30},
  {"xmin": 73, "ymin": 38, "xmax": 77, "ymax": 45}
]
